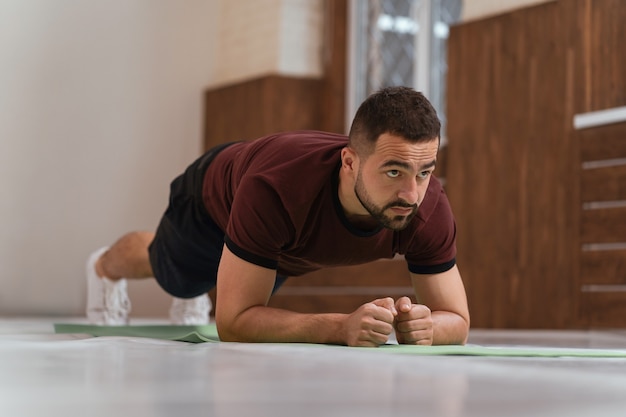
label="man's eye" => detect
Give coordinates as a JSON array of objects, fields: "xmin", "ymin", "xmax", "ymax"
[
  {"xmin": 418, "ymin": 171, "xmax": 432, "ymax": 179},
  {"xmin": 386, "ymin": 170, "xmax": 400, "ymax": 178}
]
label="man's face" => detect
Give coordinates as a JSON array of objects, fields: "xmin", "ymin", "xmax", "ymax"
[{"xmin": 353, "ymin": 133, "xmax": 439, "ymax": 231}]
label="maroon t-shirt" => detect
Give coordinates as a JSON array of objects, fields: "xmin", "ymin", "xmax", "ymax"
[{"xmin": 202, "ymin": 131, "xmax": 456, "ymax": 277}]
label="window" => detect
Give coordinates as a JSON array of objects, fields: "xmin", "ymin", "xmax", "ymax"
[{"xmin": 348, "ymin": 0, "xmax": 462, "ymax": 144}]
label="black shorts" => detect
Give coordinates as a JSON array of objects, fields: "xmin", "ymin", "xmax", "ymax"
[{"xmin": 149, "ymin": 143, "xmax": 287, "ymax": 299}]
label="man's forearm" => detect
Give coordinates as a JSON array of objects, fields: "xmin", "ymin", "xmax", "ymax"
[{"xmin": 217, "ymin": 305, "xmax": 349, "ymax": 345}]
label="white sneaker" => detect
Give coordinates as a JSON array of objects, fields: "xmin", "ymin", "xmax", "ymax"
[
  {"xmin": 86, "ymin": 247, "xmax": 131, "ymax": 325},
  {"xmin": 169, "ymin": 294, "xmax": 211, "ymax": 325}
]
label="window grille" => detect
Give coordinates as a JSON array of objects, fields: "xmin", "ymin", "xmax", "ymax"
[{"xmin": 348, "ymin": 0, "xmax": 462, "ymax": 144}]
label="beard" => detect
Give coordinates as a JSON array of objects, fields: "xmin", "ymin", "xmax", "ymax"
[{"xmin": 354, "ymin": 170, "xmax": 418, "ymax": 231}]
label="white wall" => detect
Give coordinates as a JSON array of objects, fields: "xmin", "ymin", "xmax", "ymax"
[
  {"xmin": 211, "ymin": 0, "xmax": 324, "ymax": 88},
  {"xmin": 0, "ymin": 0, "xmax": 218, "ymax": 316}
]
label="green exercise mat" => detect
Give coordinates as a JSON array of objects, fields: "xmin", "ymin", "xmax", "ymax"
[
  {"xmin": 54, "ymin": 323, "xmax": 220, "ymax": 343},
  {"xmin": 54, "ymin": 323, "xmax": 626, "ymax": 358}
]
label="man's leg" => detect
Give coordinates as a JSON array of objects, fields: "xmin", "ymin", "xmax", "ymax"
[
  {"xmin": 95, "ymin": 231, "xmax": 155, "ymax": 280},
  {"xmin": 88, "ymin": 229, "xmax": 212, "ymax": 325},
  {"xmin": 87, "ymin": 231, "xmax": 155, "ymax": 325}
]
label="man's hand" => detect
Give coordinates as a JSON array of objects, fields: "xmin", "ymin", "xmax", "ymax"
[
  {"xmin": 393, "ymin": 296, "xmax": 434, "ymax": 345},
  {"xmin": 342, "ymin": 297, "xmax": 397, "ymax": 347}
]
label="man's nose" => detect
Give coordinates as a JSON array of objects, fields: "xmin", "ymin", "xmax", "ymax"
[{"xmin": 397, "ymin": 179, "xmax": 421, "ymax": 206}]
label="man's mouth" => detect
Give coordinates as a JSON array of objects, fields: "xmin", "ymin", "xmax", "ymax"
[{"xmin": 389, "ymin": 206, "xmax": 414, "ymax": 216}]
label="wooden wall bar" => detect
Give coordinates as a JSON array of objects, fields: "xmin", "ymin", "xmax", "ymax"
[
  {"xmin": 446, "ymin": 0, "xmax": 626, "ymax": 328},
  {"xmin": 578, "ymin": 121, "xmax": 626, "ymax": 327}
]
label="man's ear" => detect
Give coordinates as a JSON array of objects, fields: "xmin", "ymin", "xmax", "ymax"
[{"xmin": 341, "ymin": 147, "xmax": 359, "ymax": 173}]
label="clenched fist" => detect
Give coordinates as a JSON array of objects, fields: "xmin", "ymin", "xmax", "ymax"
[
  {"xmin": 342, "ymin": 297, "xmax": 398, "ymax": 347},
  {"xmin": 393, "ymin": 296, "xmax": 434, "ymax": 345}
]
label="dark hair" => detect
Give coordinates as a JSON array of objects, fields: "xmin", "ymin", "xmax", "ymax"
[{"xmin": 348, "ymin": 86, "xmax": 441, "ymax": 156}]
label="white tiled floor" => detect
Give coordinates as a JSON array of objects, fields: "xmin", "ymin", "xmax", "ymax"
[{"xmin": 2, "ymin": 318, "xmax": 626, "ymax": 417}]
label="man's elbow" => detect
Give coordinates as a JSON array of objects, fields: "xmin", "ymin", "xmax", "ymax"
[
  {"xmin": 215, "ymin": 313, "xmax": 239, "ymax": 342},
  {"xmin": 459, "ymin": 313, "xmax": 470, "ymax": 345},
  {"xmin": 215, "ymin": 311, "xmax": 252, "ymax": 342},
  {"xmin": 436, "ymin": 311, "xmax": 470, "ymax": 345}
]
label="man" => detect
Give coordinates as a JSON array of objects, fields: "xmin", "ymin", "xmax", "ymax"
[{"xmin": 86, "ymin": 86, "xmax": 470, "ymax": 347}]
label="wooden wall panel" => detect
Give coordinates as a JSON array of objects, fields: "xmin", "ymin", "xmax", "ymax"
[
  {"xmin": 269, "ymin": 293, "xmax": 415, "ymax": 314},
  {"xmin": 579, "ymin": 123, "xmax": 626, "ymax": 161},
  {"xmin": 204, "ymin": 75, "xmax": 324, "ymax": 149},
  {"xmin": 581, "ymin": 207, "xmax": 626, "ymax": 243},
  {"xmin": 580, "ymin": 293, "xmax": 626, "ymax": 328},
  {"xmin": 275, "ymin": 260, "xmax": 411, "ymax": 288},
  {"xmin": 446, "ymin": 1, "xmax": 578, "ymax": 328},
  {"xmin": 582, "ymin": 0, "xmax": 626, "ymax": 111},
  {"xmin": 581, "ymin": 165, "xmax": 626, "ymax": 202},
  {"xmin": 319, "ymin": 0, "xmax": 348, "ymax": 134},
  {"xmin": 581, "ymin": 250, "xmax": 626, "ymax": 285},
  {"xmin": 447, "ymin": 0, "xmax": 626, "ymax": 328},
  {"xmin": 269, "ymin": 260, "xmax": 414, "ymax": 313}
]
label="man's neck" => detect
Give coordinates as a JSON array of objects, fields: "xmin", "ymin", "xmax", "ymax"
[{"xmin": 336, "ymin": 167, "xmax": 378, "ymax": 231}]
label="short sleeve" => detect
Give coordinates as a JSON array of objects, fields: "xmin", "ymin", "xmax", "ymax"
[{"xmin": 224, "ymin": 176, "xmax": 294, "ymax": 269}]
